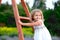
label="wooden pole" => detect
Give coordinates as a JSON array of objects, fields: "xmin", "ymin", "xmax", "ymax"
[
  {"xmin": 12, "ymin": 0, "xmax": 24, "ymax": 40},
  {"xmin": 20, "ymin": 0, "xmax": 31, "ymax": 17},
  {"xmin": 0, "ymin": 0, "xmax": 1, "ymax": 5}
]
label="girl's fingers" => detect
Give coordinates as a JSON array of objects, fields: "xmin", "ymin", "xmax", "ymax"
[
  {"xmin": 36, "ymin": 21, "xmax": 42, "ymax": 26},
  {"xmin": 18, "ymin": 20, "xmax": 22, "ymax": 25}
]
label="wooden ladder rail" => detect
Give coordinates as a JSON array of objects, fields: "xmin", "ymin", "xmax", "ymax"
[
  {"xmin": 0, "ymin": 0, "xmax": 2, "ymax": 5},
  {"xmin": 12, "ymin": 0, "xmax": 24, "ymax": 40}
]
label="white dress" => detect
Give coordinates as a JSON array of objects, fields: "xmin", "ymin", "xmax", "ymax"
[{"xmin": 33, "ymin": 20, "xmax": 52, "ymax": 40}]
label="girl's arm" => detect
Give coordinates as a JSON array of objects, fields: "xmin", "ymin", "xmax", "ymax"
[{"xmin": 18, "ymin": 20, "xmax": 41, "ymax": 26}]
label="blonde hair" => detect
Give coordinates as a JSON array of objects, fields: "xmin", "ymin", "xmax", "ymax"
[{"xmin": 31, "ymin": 9, "xmax": 44, "ymax": 21}]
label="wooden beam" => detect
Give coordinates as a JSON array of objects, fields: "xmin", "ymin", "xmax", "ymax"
[
  {"xmin": 0, "ymin": 0, "xmax": 2, "ymax": 5},
  {"xmin": 12, "ymin": 0, "xmax": 24, "ymax": 40}
]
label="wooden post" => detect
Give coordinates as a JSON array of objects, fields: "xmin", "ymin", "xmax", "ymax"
[
  {"xmin": 0, "ymin": 0, "xmax": 1, "ymax": 5},
  {"xmin": 12, "ymin": 0, "xmax": 24, "ymax": 40}
]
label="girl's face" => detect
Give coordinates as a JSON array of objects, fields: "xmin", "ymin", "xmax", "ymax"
[{"xmin": 33, "ymin": 12, "xmax": 42, "ymax": 21}]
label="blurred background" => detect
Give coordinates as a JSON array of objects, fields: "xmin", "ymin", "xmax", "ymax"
[{"xmin": 0, "ymin": 0, "xmax": 60, "ymax": 40}]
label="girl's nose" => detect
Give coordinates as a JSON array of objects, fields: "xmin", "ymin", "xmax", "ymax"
[{"xmin": 37, "ymin": 17, "xmax": 39, "ymax": 19}]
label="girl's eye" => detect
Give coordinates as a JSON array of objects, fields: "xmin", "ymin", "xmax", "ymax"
[
  {"xmin": 35, "ymin": 15, "xmax": 38, "ymax": 16},
  {"xmin": 39, "ymin": 14, "xmax": 42, "ymax": 16}
]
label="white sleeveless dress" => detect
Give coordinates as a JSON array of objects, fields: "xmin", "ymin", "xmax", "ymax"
[{"xmin": 33, "ymin": 20, "xmax": 52, "ymax": 40}]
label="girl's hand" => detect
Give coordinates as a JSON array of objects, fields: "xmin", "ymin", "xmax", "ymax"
[
  {"xmin": 18, "ymin": 20, "xmax": 23, "ymax": 25},
  {"xmin": 34, "ymin": 20, "xmax": 42, "ymax": 26}
]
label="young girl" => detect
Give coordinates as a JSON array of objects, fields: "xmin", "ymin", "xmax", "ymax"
[{"xmin": 18, "ymin": 9, "xmax": 52, "ymax": 40}]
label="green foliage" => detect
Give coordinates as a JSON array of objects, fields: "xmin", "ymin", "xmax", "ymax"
[
  {"xmin": 43, "ymin": 1, "xmax": 60, "ymax": 36},
  {"xmin": 18, "ymin": 3, "xmax": 31, "ymax": 16},
  {"xmin": 22, "ymin": 27, "xmax": 33, "ymax": 37},
  {"xmin": 0, "ymin": 4, "xmax": 15, "ymax": 27},
  {"xmin": 0, "ymin": 27, "xmax": 33, "ymax": 37},
  {"xmin": 0, "ymin": 27, "xmax": 18, "ymax": 37},
  {"xmin": 18, "ymin": 4, "xmax": 26, "ymax": 16}
]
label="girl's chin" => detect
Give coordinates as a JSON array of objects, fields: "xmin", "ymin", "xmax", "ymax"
[{"xmin": 34, "ymin": 19, "xmax": 42, "ymax": 21}]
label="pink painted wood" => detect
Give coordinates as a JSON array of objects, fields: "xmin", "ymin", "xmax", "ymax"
[
  {"xmin": 0, "ymin": 0, "xmax": 1, "ymax": 5},
  {"xmin": 12, "ymin": 0, "xmax": 24, "ymax": 40}
]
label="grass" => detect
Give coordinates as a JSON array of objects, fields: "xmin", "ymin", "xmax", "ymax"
[{"xmin": 0, "ymin": 27, "xmax": 33, "ymax": 37}]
